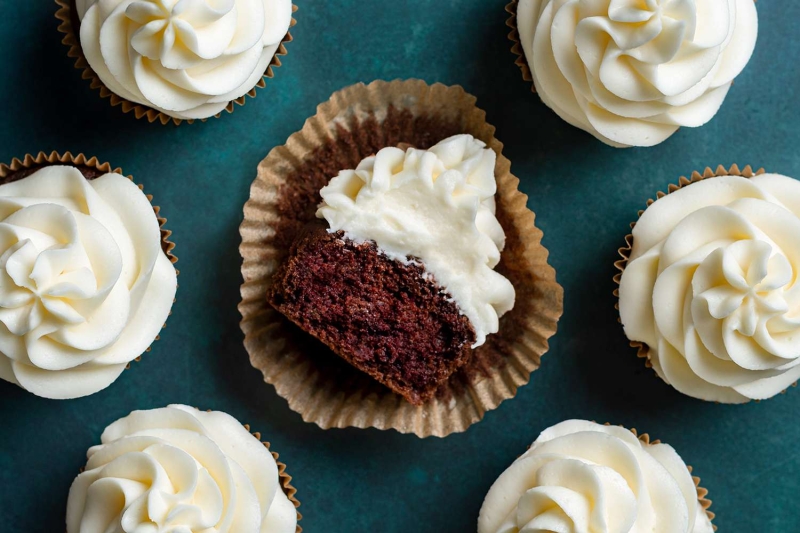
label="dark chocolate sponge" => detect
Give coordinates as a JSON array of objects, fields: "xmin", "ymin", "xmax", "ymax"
[{"xmin": 268, "ymin": 223, "xmax": 477, "ymax": 405}]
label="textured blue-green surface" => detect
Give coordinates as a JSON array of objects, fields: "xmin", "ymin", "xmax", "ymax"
[{"xmin": 1, "ymin": 1, "xmax": 799, "ymax": 531}]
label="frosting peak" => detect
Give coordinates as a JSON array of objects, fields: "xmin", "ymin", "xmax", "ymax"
[
  {"xmin": 317, "ymin": 134, "xmax": 515, "ymax": 347},
  {"xmin": 77, "ymin": 0, "xmax": 293, "ymax": 119},
  {"xmin": 0, "ymin": 166, "xmax": 177, "ymax": 399},
  {"xmin": 478, "ymin": 420, "xmax": 713, "ymax": 533},
  {"xmin": 517, "ymin": 0, "xmax": 758, "ymax": 147},
  {"xmin": 619, "ymin": 174, "xmax": 800, "ymax": 402}
]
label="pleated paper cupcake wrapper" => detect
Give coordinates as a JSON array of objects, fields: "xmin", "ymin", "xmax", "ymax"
[
  {"xmin": 0, "ymin": 151, "xmax": 178, "ymax": 372},
  {"xmin": 613, "ymin": 164, "xmax": 764, "ymax": 383},
  {"xmin": 239, "ymin": 79, "xmax": 563, "ymax": 438},
  {"xmin": 244, "ymin": 424, "xmax": 303, "ymax": 533},
  {"xmin": 629, "ymin": 426, "xmax": 716, "ymax": 529},
  {"xmin": 505, "ymin": 0, "xmax": 535, "ymax": 91},
  {"xmin": 54, "ymin": 0, "xmax": 297, "ymax": 126}
]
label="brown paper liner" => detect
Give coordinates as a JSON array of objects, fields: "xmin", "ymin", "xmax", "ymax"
[
  {"xmin": 0, "ymin": 150, "xmax": 178, "ymax": 369},
  {"xmin": 505, "ymin": 0, "xmax": 534, "ymax": 90},
  {"xmin": 239, "ymin": 79, "xmax": 563, "ymax": 438},
  {"xmin": 613, "ymin": 164, "xmax": 765, "ymax": 389},
  {"xmin": 245, "ymin": 425, "xmax": 303, "ymax": 533},
  {"xmin": 629, "ymin": 427, "xmax": 716, "ymax": 529},
  {"xmin": 54, "ymin": 0, "xmax": 297, "ymax": 126}
]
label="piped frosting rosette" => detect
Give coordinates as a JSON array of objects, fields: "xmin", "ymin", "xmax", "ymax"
[
  {"xmin": 478, "ymin": 420, "xmax": 713, "ymax": 533},
  {"xmin": 512, "ymin": 0, "xmax": 758, "ymax": 147},
  {"xmin": 59, "ymin": 0, "xmax": 294, "ymax": 122},
  {"xmin": 66, "ymin": 405, "xmax": 299, "ymax": 533},
  {"xmin": 0, "ymin": 162, "xmax": 177, "ymax": 399},
  {"xmin": 619, "ymin": 169, "xmax": 800, "ymax": 403}
]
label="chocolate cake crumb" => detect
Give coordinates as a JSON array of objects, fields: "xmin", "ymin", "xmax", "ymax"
[{"xmin": 268, "ymin": 223, "xmax": 476, "ymax": 405}]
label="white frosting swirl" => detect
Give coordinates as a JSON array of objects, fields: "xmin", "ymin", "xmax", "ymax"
[
  {"xmin": 317, "ymin": 134, "xmax": 515, "ymax": 347},
  {"xmin": 67, "ymin": 405, "xmax": 297, "ymax": 533},
  {"xmin": 77, "ymin": 0, "xmax": 293, "ymax": 120},
  {"xmin": 620, "ymin": 174, "xmax": 800, "ymax": 403},
  {"xmin": 0, "ymin": 166, "xmax": 177, "ymax": 399},
  {"xmin": 478, "ymin": 420, "xmax": 712, "ymax": 533},
  {"xmin": 517, "ymin": 0, "xmax": 758, "ymax": 147}
]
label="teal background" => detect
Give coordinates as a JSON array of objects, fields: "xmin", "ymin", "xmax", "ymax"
[{"xmin": 1, "ymin": 1, "xmax": 798, "ymax": 531}]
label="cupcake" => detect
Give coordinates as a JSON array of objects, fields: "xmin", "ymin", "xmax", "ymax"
[
  {"xmin": 239, "ymin": 80, "xmax": 563, "ymax": 437},
  {"xmin": 617, "ymin": 166, "xmax": 800, "ymax": 403},
  {"xmin": 507, "ymin": 0, "xmax": 758, "ymax": 147},
  {"xmin": 268, "ymin": 135, "xmax": 515, "ymax": 405},
  {"xmin": 478, "ymin": 420, "xmax": 714, "ymax": 533},
  {"xmin": 0, "ymin": 152, "xmax": 177, "ymax": 399},
  {"xmin": 66, "ymin": 405, "xmax": 300, "ymax": 533},
  {"xmin": 56, "ymin": 0, "xmax": 295, "ymax": 124}
]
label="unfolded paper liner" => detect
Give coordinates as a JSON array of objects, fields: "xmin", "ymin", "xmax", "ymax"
[
  {"xmin": 612, "ymin": 165, "xmax": 779, "ymax": 397},
  {"xmin": 628, "ymin": 426, "xmax": 716, "ymax": 529},
  {"xmin": 0, "ymin": 150, "xmax": 178, "ymax": 369},
  {"xmin": 239, "ymin": 79, "xmax": 564, "ymax": 438},
  {"xmin": 244, "ymin": 424, "xmax": 303, "ymax": 533},
  {"xmin": 505, "ymin": 0, "xmax": 534, "ymax": 91},
  {"xmin": 54, "ymin": 0, "xmax": 297, "ymax": 126}
]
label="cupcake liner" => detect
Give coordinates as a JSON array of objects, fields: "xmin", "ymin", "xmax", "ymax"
[
  {"xmin": 244, "ymin": 424, "xmax": 303, "ymax": 533},
  {"xmin": 629, "ymin": 427, "xmax": 715, "ymax": 529},
  {"xmin": 0, "ymin": 150, "xmax": 178, "ymax": 368},
  {"xmin": 613, "ymin": 164, "xmax": 763, "ymax": 372},
  {"xmin": 505, "ymin": 0, "xmax": 534, "ymax": 89},
  {"xmin": 239, "ymin": 79, "xmax": 563, "ymax": 438},
  {"xmin": 54, "ymin": 0, "xmax": 297, "ymax": 126}
]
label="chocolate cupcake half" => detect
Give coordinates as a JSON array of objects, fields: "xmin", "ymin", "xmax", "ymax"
[
  {"xmin": 268, "ymin": 135, "xmax": 515, "ymax": 405},
  {"xmin": 239, "ymin": 80, "xmax": 563, "ymax": 437}
]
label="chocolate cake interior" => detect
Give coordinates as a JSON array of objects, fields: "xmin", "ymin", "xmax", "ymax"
[{"xmin": 268, "ymin": 223, "xmax": 476, "ymax": 405}]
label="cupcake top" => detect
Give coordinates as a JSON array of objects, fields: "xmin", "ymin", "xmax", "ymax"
[
  {"xmin": 317, "ymin": 134, "xmax": 516, "ymax": 347},
  {"xmin": 619, "ymin": 173, "xmax": 800, "ymax": 403},
  {"xmin": 76, "ymin": 0, "xmax": 293, "ymax": 120},
  {"xmin": 0, "ymin": 166, "xmax": 176, "ymax": 399},
  {"xmin": 67, "ymin": 405, "xmax": 297, "ymax": 533},
  {"xmin": 478, "ymin": 420, "xmax": 712, "ymax": 533},
  {"xmin": 517, "ymin": 0, "xmax": 758, "ymax": 147}
]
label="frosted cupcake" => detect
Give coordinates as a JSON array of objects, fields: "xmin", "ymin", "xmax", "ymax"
[
  {"xmin": 0, "ymin": 153, "xmax": 177, "ymax": 399},
  {"xmin": 618, "ymin": 166, "xmax": 800, "ymax": 403},
  {"xmin": 269, "ymin": 135, "xmax": 516, "ymax": 405},
  {"xmin": 67, "ymin": 405, "xmax": 300, "ymax": 533},
  {"xmin": 479, "ymin": 420, "xmax": 714, "ymax": 533},
  {"xmin": 507, "ymin": 0, "xmax": 758, "ymax": 147},
  {"xmin": 240, "ymin": 80, "xmax": 563, "ymax": 437},
  {"xmin": 57, "ymin": 0, "xmax": 295, "ymax": 124}
]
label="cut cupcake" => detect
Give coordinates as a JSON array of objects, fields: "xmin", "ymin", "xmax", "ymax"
[{"xmin": 268, "ymin": 134, "xmax": 515, "ymax": 405}]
